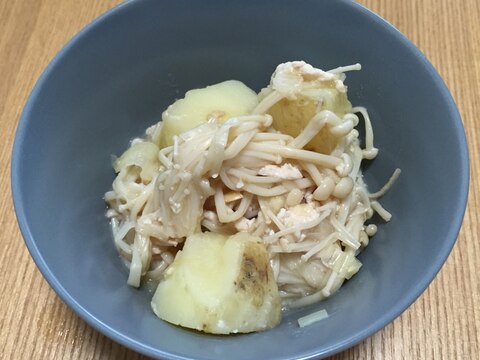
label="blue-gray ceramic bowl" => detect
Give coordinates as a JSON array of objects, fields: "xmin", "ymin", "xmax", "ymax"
[{"xmin": 11, "ymin": 0, "xmax": 469, "ymax": 359}]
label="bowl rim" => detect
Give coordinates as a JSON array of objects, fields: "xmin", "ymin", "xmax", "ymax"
[{"xmin": 11, "ymin": 0, "xmax": 470, "ymax": 359}]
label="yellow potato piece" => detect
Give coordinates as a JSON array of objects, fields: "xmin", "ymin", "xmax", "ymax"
[
  {"xmin": 159, "ymin": 80, "xmax": 258, "ymax": 148},
  {"xmin": 151, "ymin": 232, "xmax": 281, "ymax": 334},
  {"xmin": 113, "ymin": 141, "xmax": 159, "ymax": 182},
  {"xmin": 265, "ymin": 86, "xmax": 352, "ymax": 154}
]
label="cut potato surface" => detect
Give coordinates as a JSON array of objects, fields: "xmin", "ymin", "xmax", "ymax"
[
  {"xmin": 159, "ymin": 80, "xmax": 258, "ymax": 148},
  {"xmin": 262, "ymin": 85, "xmax": 352, "ymax": 154},
  {"xmin": 113, "ymin": 141, "xmax": 159, "ymax": 182},
  {"xmin": 151, "ymin": 232, "xmax": 281, "ymax": 334}
]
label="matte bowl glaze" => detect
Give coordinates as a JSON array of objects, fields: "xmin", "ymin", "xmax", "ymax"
[{"xmin": 11, "ymin": 0, "xmax": 469, "ymax": 359}]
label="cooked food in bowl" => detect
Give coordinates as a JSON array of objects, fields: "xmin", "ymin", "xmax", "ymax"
[{"xmin": 104, "ymin": 61, "xmax": 399, "ymax": 334}]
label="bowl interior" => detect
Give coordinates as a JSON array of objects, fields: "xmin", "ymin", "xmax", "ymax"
[{"xmin": 12, "ymin": 0, "xmax": 468, "ymax": 359}]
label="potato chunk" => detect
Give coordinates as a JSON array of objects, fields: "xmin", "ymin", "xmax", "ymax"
[
  {"xmin": 159, "ymin": 80, "xmax": 258, "ymax": 148},
  {"xmin": 267, "ymin": 88, "xmax": 351, "ymax": 154},
  {"xmin": 151, "ymin": 232, "xmax": 281, "ymax": 334},
  {"xmin": 113, "ymin": 141, "xmax": 159, "ymax": 182}
]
